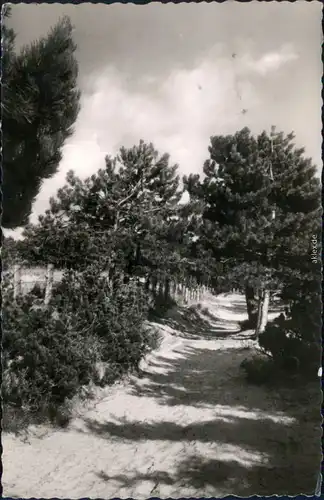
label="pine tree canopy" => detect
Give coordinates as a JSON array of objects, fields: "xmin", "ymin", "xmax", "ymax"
[
  {"xmin": 19, "ymin": 141, "xmax": 191, "ymax": 281},
  {"xmin": 2, "ymin": 10, "xmax": 81, "ymax": 229},
  {"xmin": 184, "ymin": 127, "xmax": 321, "ymax": 290}
]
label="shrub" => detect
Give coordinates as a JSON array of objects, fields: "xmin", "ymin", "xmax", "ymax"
[
  {"xmin": 258, "ymin": 291, "xmax": 321, "ymax": 378},
  {"xmin": 2, "ymin": 265, "xmax": 154, "ymax": 429},
  {"xmin": 149, "ymin": 292, "xmax": 176, "ymax": 318},
  {"xmin": 3, "ymin": 300, "xmax": 101, "ymax": 411},
  {"xmin": 51, "ymin": 267, "xmax": 152, "ymax": 370},
  {"xmin": 29, "ymin": 282, "xmax": 45, "ymax": 299}
]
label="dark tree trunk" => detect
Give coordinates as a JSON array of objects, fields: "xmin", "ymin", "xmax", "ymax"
[
  {"xmin": 245, "ymin": 285, "xmax": 258, "ymax": 328},
  {"xmin": 151, "ymin": 275, "xmax": 158, "ymax": 297},
  {"xmin": 164, "ymin": 278, "xmax": 170, "ymax": 302}
]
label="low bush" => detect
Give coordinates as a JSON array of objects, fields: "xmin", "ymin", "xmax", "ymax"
[
  {"xmin": 29, "ymin": 282, "xmax": 45, "ymax": 299},
  {"xmin": 148, "ymin": 292, "xmax": 176, "ymax": 318},
  {"xmin": 3, "ymin": 301, "xmax": 101, "ymax": 412},
  {"xmin": 258, "ymin": 291, "xmax": 321, "ymax": 379},
  {"xmin": 52, "ymin": 267, "xmax": 152, "ymax": 369},
  {"xmin": 2, "ymin": 265, "xmax": 156, "ymax": 430}
]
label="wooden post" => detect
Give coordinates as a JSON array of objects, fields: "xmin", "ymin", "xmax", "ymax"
[
  {"xmin": 44, "ymin": 264, "xmax": 54, "ymax": 306},
  {"xmin": 184, "ymin": 284, "xmax": 189, "ymax": 304},
  {"xmin": 177, "ymin": 283, "xmax": 181, "ymax": 304},
  {"xmin": 189, "ymin": 277, "xmax": 194, "ymax": 301},
  {"xmin": 13, "ymin": 264, "xmax": 21, "ymax": 302},
  {"xmin": 196, "ymin": 285, "xmax": 201, "ymax": 302}
]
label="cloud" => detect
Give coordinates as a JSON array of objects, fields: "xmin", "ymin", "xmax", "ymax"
[
  {"xmin": 29, "ymin": 53, "xmax": 260, "ymax": 223},
  {"xmin": 9, "ymin": 43, "xmax": 318, "ymax": 238},
  {"xmin": 241, "ymin": 44, "xmax": 299, "ymax": 76},
  {"xmin": 5, "ymin": 4, "xmax": 320, "ymax": 240}
]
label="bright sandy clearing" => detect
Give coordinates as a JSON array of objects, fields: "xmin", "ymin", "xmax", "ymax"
[{"xmin": 2, "ymin": 293, "xmax": 321, "ymax": 498}]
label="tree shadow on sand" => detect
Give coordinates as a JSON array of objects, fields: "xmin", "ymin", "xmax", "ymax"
[
  {"xmin": 79, "ymin": 343, "xmax": 320, "ymax": 495},
  {"xmin": 93, "ymin": 453, "xmax": 319, "ymax": 497},
  {"xmin": 208, "ymin": 296, "xmax": 285, "ymax": 317},
  {"xmin": 156, "ymin": 305, "xmax": 241, "ymax": 340},
  {"xmin": 82, "ymin": 405, "xmax": 320, "ymax": 496},
  {"xmin": 130, "ymin": 345, "xmax": 273, "ymax": 410},
  {"xmin": 79, "ymin": 299, "xmax": 320, "ymax": 496}
]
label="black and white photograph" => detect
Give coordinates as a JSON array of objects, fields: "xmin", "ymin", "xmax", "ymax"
[{"xmin": 2, "ymin": 2, "xmax": 322, "ymax": 498}]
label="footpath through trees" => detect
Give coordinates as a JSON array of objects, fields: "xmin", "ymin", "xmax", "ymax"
[{"xmin": 3, "ymin": 293, "xmax": 320, "ymax": 498}]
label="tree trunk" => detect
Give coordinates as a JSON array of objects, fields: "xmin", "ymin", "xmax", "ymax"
[
  {"xmin": 158, "ymin": 279, "xmax": 164, "ymax": 299},
  {"xmin": 164, "ymin": 278, "xmax": 170, "ymax": 302},
  {"xmin": 255, "ymin": 289, "xmax": 270, "ymax": 338},
  {"xmin": 171, "ymin": 281, "xmax": 177, "ymax": 300},
  {"xmin": 151, "ymin": 275, "xmax": 158, "ymax": 297},
  {"xmin": 245, "ymin": 285, "xmax": 258, "ymax": 328}
]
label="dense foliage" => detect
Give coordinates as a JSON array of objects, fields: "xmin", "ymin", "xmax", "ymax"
[
  {"xmin": 2, "ymin": 8, "xmax": 80, "ymax": 228},
  {"xmin": 19, "ymin": 141, "xmax": 203, "ymax": 292},
  {"xmin": 2, "ymin": 264, "xmax": 153, "ymax": 424},
  {"xmin": 1, "ymin": 236, "xmax": 23, "ymax": 269},
  {"xmin": 184, "ymin": 127, "xmax": 321, "ymax": 333},
  {"xmin": 258, "ymin": 280, "xmax": 321, "ymax": 375}
]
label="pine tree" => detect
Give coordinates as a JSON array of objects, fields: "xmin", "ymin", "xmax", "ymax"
[
  {"xmin": 19, "ymin": 141, "xmax": 186, "ymax": 286},
  {"xmin": 184, "ymin": 127, "xmax": 321, "ymax": 335},
  {"xmin": 2, "ymin": 9, "xmax": 80, "ymax": 229}
]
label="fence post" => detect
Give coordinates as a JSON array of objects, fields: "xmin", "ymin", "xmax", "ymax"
[
  {"xmin": 193, "ymin": 281, "xmax": 198, "ymax": 302},
  {"xmin": 198, "ymin": 282, "xmax": 202, "ymax": 302},
  {"xmin": 184, "ymin": 283, "xmax": 189, "ymax": 304},
  {"xmin": 145, "ymin": 274, "xmax": 150, "ymax": 292},
  {"xmin": 44, "ymin": 264, "xmax": 54, "ymax": 306},
  {"xmin": 13, "ymin": 264, "xmax": 22, "ymax": 302},
  {"xmin": 188, "ymin": 277, "xmax": 192, "ymax": 301}
]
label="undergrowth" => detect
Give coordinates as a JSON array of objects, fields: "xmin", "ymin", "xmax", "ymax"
[{"xmin": 2, "ymin": 266, "xmax": 158, "ymax": 433}]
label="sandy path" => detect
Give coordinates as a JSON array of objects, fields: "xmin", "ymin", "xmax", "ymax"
[{"xmin": 2, "ymin": 294, "xmax": 320, "ymax": 498}]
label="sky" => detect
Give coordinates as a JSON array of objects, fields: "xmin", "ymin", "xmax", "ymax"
[{"xmin": 5, "ymin": 1, "xmax": 323, "ymax": 237}]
